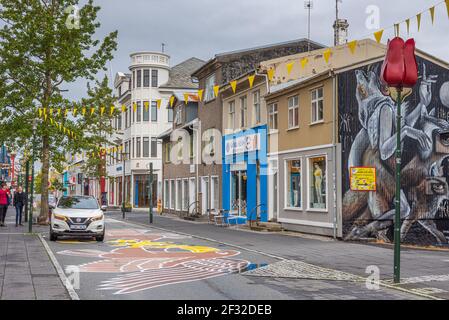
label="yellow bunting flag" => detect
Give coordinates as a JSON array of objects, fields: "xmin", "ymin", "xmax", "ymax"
[
  {"xmin": 38, "ymin": 108, "xmax": 43, "ymax": 117},
  {"xmin": 248, "ymin": 75, "xmax": 255, "ymax": 88},
  {"xmin": 184, "ymin": 93, "xmax": 189, "ymax": 105},
  {"xmin": 323, "ymin": 49, "xmax": 331, "ymax": 63},
  {"xmin": 57, "ymin": 108, "xmax": 61, "ymax": 117},
  {"xmin": 230, "ymin": 80, "xmax": 237, "ymax": 93},
  {"xmin": 90, "ymin": 107, "xmax": 95, "ymax": 115},
  {"xmin": 405, "ymin": 19, "xmax": 410, "ymax": 35},
  {"xmin": 73, "ymin": 108, "xmax": 78, "ymax": 116},
  {"xmin": 49, "ymin": 108, "xmax": 53, "ymax": 117},
  {"xmin": 169, "ymin": 96, "xmax": 175, "ymax": 107},
  {"xmin": 198, "ymin": 89, "xmax": 204, "ymax": 101},
  {"xmin": 63, "ymin": 127, "xmax": 66, "ymax": 134},
  {"xmin": 300, "ymin": 58, "xmax": 308, "ymax": 69},
  {"xmin": 100, "ymin": 106, "xmax": 105, "ymax": 116},
  {"xmin": 110, "ymin": 106, "xmax": 115, "ymax": 115},
  {"xmin": 144, "ymin": 101, "xmax": 149, "ymax": 111},
  {"xmin": 417, "ymin": 13, "xmax": 422, "ymax": 31},
  {"xmin": 446, "ymin": 0, "xmax": 449, "ymax": 18},
  {"xmin": 213, "ymin": 85, "xmax": 220, "ymax": 98},
  {"xmin": 430, "ymin": 6, "xmax": 435, "ymax": 24},
  {"xmin": 156, "ymin": 99, "xmax": 162, "ymax": 109},
  {"xmin": 121, "ymin": 105, "xmax": 126, "ymax": 113},
  {"xmin": 50, "ymin": 118, "xmax": 54, "ymax": 125},
  {"xmin": 44, "ymin": 114, "xmax": 47, "ymax": 121},
  {"xmin": 267, "ymin": 69, "xmax": 274, "ymax": 81},
  {"xmin": 286, "ymin": 62, "xmax": 294, "ymax": 75},
  {"xmin": 133, "ymin": 102, "xmax": 137, "ymax": 112},
  {"xmin": 64, "ymin": 109, "xmax": 68, "ymax": 118},
  {"xmin": 348, "ymin": 40, "xmax": 357, "ymax": 54},
  {"xmin": 374, "ymin": 29, "xmax": 384, "ymax": 43},
  {"xmin": 82, "ymin": 107, "xmax": 86, "ymax": 116},
  {"xmin": 394, "ymin": 23, "xmax": 400, "ymax": 36}
]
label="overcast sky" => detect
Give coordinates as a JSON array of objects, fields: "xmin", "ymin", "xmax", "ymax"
[{"xmin": 65, "ymin": 0, "xmax": 449, "ymax": 99}]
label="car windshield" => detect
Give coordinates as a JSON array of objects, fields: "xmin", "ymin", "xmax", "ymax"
[{"xmin": 57, "ymin": 197, "xmax": 99, "ymax": 209}]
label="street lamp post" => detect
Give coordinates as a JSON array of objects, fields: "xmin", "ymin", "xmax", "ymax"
[
  {"xmin": 121, "ymin": 150, "xmax": 128, "ymax": 220},
  {"xmin": 24, "ymin": 156, "xmax": 30, "ymax": 223},
  {"xmin": 149, "ymin": 162, "xmax": 153, "ymax": 224}
]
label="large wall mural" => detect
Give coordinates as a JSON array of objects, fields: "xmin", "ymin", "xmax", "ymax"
[{"xmin": 339, "ymin": 57, "xmax": 449, "ymax": 246}]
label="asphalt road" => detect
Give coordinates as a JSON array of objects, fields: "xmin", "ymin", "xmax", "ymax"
[{"xmin": 41, "ymin": 213, "xmax": 424, "ymax": 300}]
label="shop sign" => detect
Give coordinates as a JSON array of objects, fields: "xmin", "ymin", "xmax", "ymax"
[
  {"xmin": 225, "ymin": 133, "xmax": 260, "ymax": 156},
  {"xmin": 350, "ymin": 167, "xmax": 376, "ymax": 191}
]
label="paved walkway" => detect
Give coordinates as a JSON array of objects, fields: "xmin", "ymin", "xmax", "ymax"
[
  {"xmin": 0, "ymin": 207, "xmax": 70, "ymax": 300},
  {"xmin": 115, "ymin": 210, "xmax": 449, "ymax": 299}
]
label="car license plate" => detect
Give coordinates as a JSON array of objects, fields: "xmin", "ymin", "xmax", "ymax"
[{"xmin": 71, "ymin": 225, "xmax": 87, "ymax": 230}]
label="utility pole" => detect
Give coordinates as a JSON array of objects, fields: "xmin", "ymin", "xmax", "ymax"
[
  {"xmin": 394, "ymin": 88, "xmax": 403, "ymax": 283},
  {"xmin": 149, "ymin": 162, "xmax": 153, "ymax": 224},
  {"xmin": 24, "ymin": 157, "xmax": 30, "ymax": 223},
  {"xmin": 121, "ymin": 149, "xmax": 126, "ymax": 219},
  {"xmin": 29, "ymin": 120, "xmax": 37, "ymax": 233}
]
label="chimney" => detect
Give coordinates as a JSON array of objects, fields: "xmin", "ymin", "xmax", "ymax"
[{"xmin": 333, "ymin": 19, "xmax": 349, "ymax": 46}]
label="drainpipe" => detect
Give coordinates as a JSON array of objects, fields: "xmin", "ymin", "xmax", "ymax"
[{"xmin": 331, "ymin": 70, "xmax": 338, "ymax": 239}]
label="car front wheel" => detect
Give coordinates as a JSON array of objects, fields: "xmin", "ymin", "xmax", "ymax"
[{"xmin": 49, "ymin": 228, "xmax": 58, "ymax": 241}]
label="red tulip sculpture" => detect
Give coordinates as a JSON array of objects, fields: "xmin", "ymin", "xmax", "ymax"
[{"xmin": 380, "ymin": 36, "xmax": 419, "ymax": 284}]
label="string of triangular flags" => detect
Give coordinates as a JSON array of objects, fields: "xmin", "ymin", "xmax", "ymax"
[{"xmin": 39, "ymin": 111, "xmax": 78, "ymax": 140}]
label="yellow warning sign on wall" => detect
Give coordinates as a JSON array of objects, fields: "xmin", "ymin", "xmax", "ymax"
[{"xmin": 350, "ymin": 167, "xmax": 376, "ymax": 191}]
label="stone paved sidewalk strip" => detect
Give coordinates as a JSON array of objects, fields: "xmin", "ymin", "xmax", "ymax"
[{"xmin": 0, "ymin": 208, "xmax": 71, "ymax": 300}]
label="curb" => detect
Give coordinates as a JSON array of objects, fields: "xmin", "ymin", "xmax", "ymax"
[
  {"xmin": 114, "ymin": 217, "xmax": 443, "ymax": 301},
  {"xmin": 38, "ymin": 233, "xmax": 80, "ymax": 300}
]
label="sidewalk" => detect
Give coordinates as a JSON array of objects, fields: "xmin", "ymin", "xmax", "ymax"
[
  {"xmin": 0, "ymin": 207, "xmax": 70, "ymax": 300},
  {"xmin": 113, "ymin": 211, "xmax": 449, "ymax": 299}
]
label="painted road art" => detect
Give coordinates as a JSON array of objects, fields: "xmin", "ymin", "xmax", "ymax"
[{"xmin": 57, "ymin": 228, "xmax": 250, "ymax": 294}]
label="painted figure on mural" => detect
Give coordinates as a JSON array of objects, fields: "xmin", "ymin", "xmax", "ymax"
[{"xmin": 342, "ymin": 61, "xmax": 449, "ymax": 245}]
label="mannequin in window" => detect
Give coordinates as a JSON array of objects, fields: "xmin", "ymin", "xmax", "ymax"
[{"xmin": 313, "ymin": 162, "xmax": 323, "ymax": 204}]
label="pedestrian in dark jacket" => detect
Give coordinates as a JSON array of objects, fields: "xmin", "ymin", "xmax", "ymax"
[
  {"xmin": 13, "ymin": 186, "xmax": 26, "ymax": 227},
  {"xmin": 0, "ymin": 183, "xmax": 11, "ymax": 227}
]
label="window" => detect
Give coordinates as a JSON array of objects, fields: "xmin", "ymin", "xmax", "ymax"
[
  {"xmin": 143, "ymin": 102, "xmax": 149, "ymax": 121},
  {"xmin": 151, "ymin": 101, "xmax": 158, "ymax": 122},
  {"xmin": 164, "ymin": 180, "xmax": 169, "ymax": 209},
  {"xmin": 286, "ymin": 159, "xmax": 302, "ymax": 208},
  {"xmin": 132, "ymin": 138, "xmax": 135, "ymax": 158},
  {"xmin": 182, "ymin": 179, "xmax": 189, "ymax": 211},
  {"xmin": 176, "ymin": 179, "xmax": 182, "ymax": 211},
  {"xmin": 288, "ymin": 95, "xmax": 299, "ymax": 129},
  {"xmin": 211, "ymin": 176, "xmax": 219, "ymax": 210},
  {"xmin": 204, "ymin": 73, "xmax": 216, "ymax": 102},
  {"xmin": 168, "ymin": 108, "xmax": 173, "ymax": 123},
  {"xmin": 240, "ymin": 95, "xmax": 247, "ymax": 128},
  {"xmin": 137, "ymin": 70, "xmax": 142, "ymax": 88},
  {"xmin": 268, "ymin": 103, "xmax": 278, "ymax": 130},
  {"xmin": 136, "ymin": 101, "xmax": 142, "ymax": 122},
  {"xmin": 117, "ymin": 114, "xmax": 122, "ymax": 130},
  {"xmin": 170, "ymin": 180, "xmax": 175, "ymax": 209},
  {"xmin": 309, "ymin": 156, "xmax": 326, "ymax": 210},
  {"xmin": 132, "ymin": 71, "xmax": 135, "ymax": 89},
  {"xmin": 136, "ymin": 137, "xmax": 141, "ymax": 158},
  {"xmin": 125, "ymin": 108, "xmax": 128, "ymax": 128},
  {"xmin": 143, "ymin": 137, "xmax": 150, "ymax": 157},
  {"xmin": 175, "ymin": 106, "xmax": 182, "ymax": 125},
  {"xmin": 164, "ymin": 142, "xmax": 172, "ymax": 163},
  {"xmin": 151, "ymin": 137, "xmax": 157, "ymax": 158},
  {"xmin": 253, "ymin": 90, "xmax": 261, "ymax": 124},
  {"xmin": 228, "ymin": 101, "xmax": 235, "ymax": 130},
  {"xmin": 125, "ymin": 141, "xmax": 129, "ymax": 156},
  {"xmin": 311, "ymin": 87, "xmax": 324, "ymax": 123},
  {"xmin": 143, "ymin": 69, "xmax": 150, "ymax": 87},
  {"xmin": 151, "ymin": 69, "xmax": 158, "ymax": 87}
]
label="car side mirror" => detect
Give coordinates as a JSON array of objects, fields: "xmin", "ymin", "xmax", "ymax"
[{"xmin": 101, "ymin": 205, "xmax": 107, "ymax": 211}]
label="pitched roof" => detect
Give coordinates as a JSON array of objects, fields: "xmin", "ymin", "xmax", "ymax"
[{"xmin": 160, "ymin": 57, "xmax": 205, "ymax": 89}]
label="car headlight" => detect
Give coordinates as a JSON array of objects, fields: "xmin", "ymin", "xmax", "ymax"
[
  {"xmin": 53, "ymin": 214, "xmax": 68, "ymax": 221},
  {"xmin": 90, "ymin": 214, "xmax": 104, "ymax": 222}
]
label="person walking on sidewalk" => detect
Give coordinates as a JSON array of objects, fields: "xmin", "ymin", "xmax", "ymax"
[
  {"xmin": 13, "ymin": 186, "xmax": 26, "ymax": 227},
  {"xmin": 0, "ymin": 183, "xmax": 11, "ymax": 227}
]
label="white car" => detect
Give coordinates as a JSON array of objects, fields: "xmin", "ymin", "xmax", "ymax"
[{"xmin": 50, "ymin": 196, "xmax": 106, "ymax": 242}]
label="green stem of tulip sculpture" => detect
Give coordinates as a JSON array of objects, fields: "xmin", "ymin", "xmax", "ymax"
[{"xmin": 394, "ymin": 87, "xmax": 402, "ymax": 284}]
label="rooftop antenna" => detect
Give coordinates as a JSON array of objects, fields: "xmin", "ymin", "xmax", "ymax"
[
  {"xmin": 304, "ymin": 0, "xmax": 313, "ymax": 52},
  {"xmin": 161, "ymin": 43, "xmax": 166, "ymax": 53}
]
